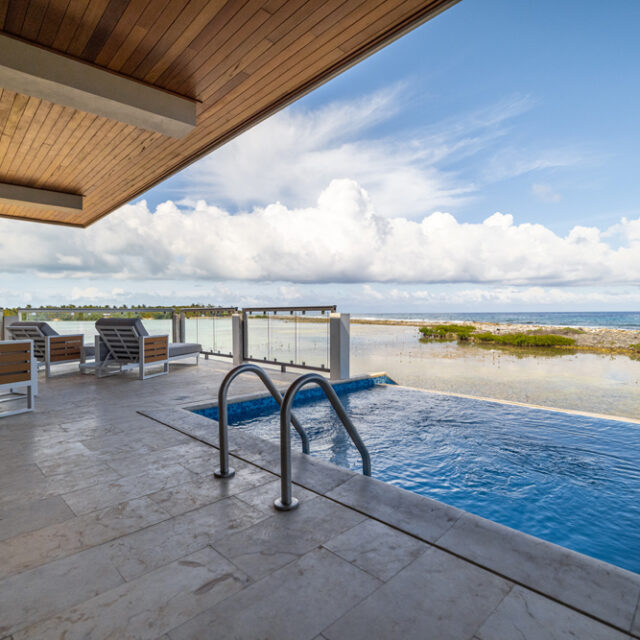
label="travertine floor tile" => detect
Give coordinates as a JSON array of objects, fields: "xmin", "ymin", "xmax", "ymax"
[
  {"xmin": 0, "ymin": 495, "xmax": 75, "ymax": 541},
  {"xmin": 61, "ymin": 464, "xmax": 197, "ymax": 515},
  {"xmin": 12, "ymin": 547, "xmax": 250, "ymax": 640},
  {"xmin": 212, "ymin": 496, "xmax": 365, "ymax": 580},
  {"xmin": 324, "ymin": 518, "xmax": 427, "ymax": 582},
  {"xmin": 168, "ymin": 548, "xmax": 380, "ymax": 640},
  {"xmin": 323, "ymin": 547, "xmax": 512, "ymax": 640},
  {"xmin": 0, "ymin": 545, "xmax": 123, "ymax": 636},
  {"xmin": 327, "ymin": 474, "xmax": 463, "ymax": 543},
  {"xmin": 476, "ymin": 586, "xmax": 630, "ymax": 640},
  {"xmin": 0, "ymin": 496, "xmax": 170, "ymax": 579},
  {"xmin": 148, "ymin": 465, "xmax": 273, "ymax": 517},
  {"xmin": 105, "ymin": 496, "xmax": 267, "ymax": 581},
  {"xmin": 437, "ymin": 512, "xmax": 640, "ymax": 631}
]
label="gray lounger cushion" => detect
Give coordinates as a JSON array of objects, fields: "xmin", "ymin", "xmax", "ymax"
[
  {"xmin": 9, "ymin": 321, "xmax": 59, "ymax": 336},
  {"xmin": 95, "ymin": 317, "xmax": 149, "ymax": 336},
  {"xmin": 81, "ymin": 343, "xmax": 109, "ymax": 359},
  {"xmin": 169, "ymin": 343, "xmax": 201, "ymax": 357}
]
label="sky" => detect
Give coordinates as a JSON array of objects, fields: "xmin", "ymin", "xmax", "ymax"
[{"xmin": 2, "ymin": 0, "xmax": 640, "ymax": 312}]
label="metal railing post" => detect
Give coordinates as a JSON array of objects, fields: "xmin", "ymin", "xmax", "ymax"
[
  {"xmin": 275, "ymin": 372, "xmax": 370, "ymax": 512},
  {"xmin": 2, "ymin": 314, "xmax": 18, "ymax": 340},
  {"xmin": 330, "ymin": 313, "xmax": 350, "ymax": 380},
  {"xmin": 242, "ymin": 310, "xmax": 249, "ymax": 362},
  {"xmin": 179, "ymin": 312, "xmax": 186, "ymax": 343},
  {"xmin": 214, "ymin": 363, "xmax": 310, "ymax": 479},
  {"xmin": 231, "ymin": 313, "xmax": 244, "ymax": 366},
  {"xmin": 171, "ymin": 311, "xmax": 180, "ymax": 343}
]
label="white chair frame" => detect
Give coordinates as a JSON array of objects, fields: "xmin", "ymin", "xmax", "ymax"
[
  {"xmin": 0, "ymin": 340, "xmax": 37, "ymax": 417},
  {"xmin": 7, "ymin": 324, "xmax": 88, "ymax": 377},
  {"xmin": 95, "ymin": 328, "xmax": 170, "ymax": 380}
]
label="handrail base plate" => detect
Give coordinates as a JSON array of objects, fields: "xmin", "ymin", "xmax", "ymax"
[{"xmin": 274, "ymin": 497, "xmax": 299, "ymax": 512}]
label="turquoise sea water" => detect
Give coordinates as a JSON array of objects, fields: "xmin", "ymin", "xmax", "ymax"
[
  {"xmin": 357, "ymin": 311, "xmax": 640, "ymax": 329},
  {"xmin": 207, "ymin": 383, "xmax": 640, "ymax": 574}
]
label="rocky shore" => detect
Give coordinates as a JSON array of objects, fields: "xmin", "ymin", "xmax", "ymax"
[{"xmin": 351, "ymin": 317, "xmax": 640, "ymax": 354}]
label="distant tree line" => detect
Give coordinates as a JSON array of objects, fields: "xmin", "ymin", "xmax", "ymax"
[{"xmin": 2, "ymin": 304, "xmax": 234, "ymax": 320}]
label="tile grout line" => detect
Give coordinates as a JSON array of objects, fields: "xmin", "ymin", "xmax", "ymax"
[
  {"xmin": 317, "ymin": 546, "xmax": 390, "ymax": 640},
  {"xmin": 632, "ymin": 594, "xmax": 640, "ymax": 637},
  {"xmin": 468, "ymin": 582, "xmax": 517, "ymax": 640}
]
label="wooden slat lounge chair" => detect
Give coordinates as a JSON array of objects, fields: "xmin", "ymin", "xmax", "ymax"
[
  {"xmin": 7, "ymin": 321, "xmax": 93, "ymax": 377},
  {"xmin": 95, "ymin": 318, "xmax": 201, "ymax": 380},
  {"xmin": 0, "ymin": 340, "xmax": 36, "ymax": 417}
]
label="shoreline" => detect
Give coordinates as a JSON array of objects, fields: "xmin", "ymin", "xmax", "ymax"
[{"xmin": 350, "ymin": 316, "xmax": 640, "ymax": 356}]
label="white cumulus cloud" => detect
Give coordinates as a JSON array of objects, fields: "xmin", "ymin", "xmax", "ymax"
[{"xmin": 1, "ymin": 178, "xmax": 640, "ymax": 287}]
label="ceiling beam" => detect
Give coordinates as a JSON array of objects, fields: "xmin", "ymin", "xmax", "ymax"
[
  {"xmin": 0, "ymin": 34, "xmax": 196, "ymax": 138},
  {"xmin": 0, "ymin": 183, "xmax": 83, "ymax": 214}
]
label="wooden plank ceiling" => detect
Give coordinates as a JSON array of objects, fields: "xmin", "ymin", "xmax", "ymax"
[{"xmin": 0, "ymin": 0, "xmax": 457, "ymax": 227}]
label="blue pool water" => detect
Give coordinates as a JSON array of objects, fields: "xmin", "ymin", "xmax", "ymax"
[{"xmin": 194, "ymin": 382, "xmax": 640, "ymax": 573}]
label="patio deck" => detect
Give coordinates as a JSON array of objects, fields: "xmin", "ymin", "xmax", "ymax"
[{"xmin": 0, "ymin": 359, "xmax": 638, "ymax": 639}]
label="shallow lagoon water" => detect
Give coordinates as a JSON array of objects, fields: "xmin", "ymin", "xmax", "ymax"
[{"xmin": 350, "ymin": 324, "xmax": 640, "ymax": 419}]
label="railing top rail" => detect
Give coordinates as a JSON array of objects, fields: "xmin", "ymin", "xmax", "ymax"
[
  {"xmin": 17, "ymin": 305, "xmax": 334, "ymax": 314},
  {"xmin": 243, "ymin": 305, "xmax": 336, "ymax": 314},
  {"xmin": 17, "ymin": 307, "xmax": 175, "ymax": 314},
  {"xmin": 182, "ymin": 307, "xmax": 238, "ymax": 314}
]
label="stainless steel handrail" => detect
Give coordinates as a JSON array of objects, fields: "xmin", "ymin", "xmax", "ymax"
[
  {"xmin": 274, "ymin": 373, "xmax": 371, "ymax": 511},
  {"xmin": 214, "ymin": 364, "xmax": 310, "ymax": 479}
]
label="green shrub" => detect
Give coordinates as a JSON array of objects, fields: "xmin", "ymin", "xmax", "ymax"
[
  {"xmin": 529, "ymin": 326, "xmax": 585, "ymax": 335},
  {"xmin": 419, "ymin": 324, "xmax": 475, "ymax": 340},
  {"xmin": 630, "ymin": 343, "xmax": 640, "ymax": 352},
  {"xmin": 473, "ymin": 332, "xmax": 576, "ymax": 347}
]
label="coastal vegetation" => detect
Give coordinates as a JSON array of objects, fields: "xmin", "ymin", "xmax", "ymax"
[
  {"xmin": 473, "ymin": 332, "xmax": 576, "ymax": 347},
  {"xmin": 418, "ymin": 324, "xmax": 474, "ymax": 340},
  {"xmin": 419, "ymin": 323, "xmax": 577, "ymax": 349},
  {"xmin": 416, "ymin": 321, "xmax": 640, "ymax": 358}
]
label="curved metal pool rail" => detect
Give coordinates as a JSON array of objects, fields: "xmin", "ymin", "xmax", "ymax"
[
  {"xmin": 274, "ymin": 373, "xmax": 371, "ymax": 511},
  {"xmin": 214, "ymin": 363, "xmax": 310, "ymax": 479}
]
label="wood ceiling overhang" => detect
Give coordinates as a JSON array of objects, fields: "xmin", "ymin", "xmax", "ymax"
[{"xmin": 0, "ymin": 0, "xmax": 458, "ymax": 228}]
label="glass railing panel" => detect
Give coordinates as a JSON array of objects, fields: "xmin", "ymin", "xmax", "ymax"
[{"xmin": 243, "ymin": 307, "xmax": 333, "ymax": 371}]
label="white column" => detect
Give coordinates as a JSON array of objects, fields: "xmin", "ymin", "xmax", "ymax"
[
  {"xmin": 179, "ymin": 313, "xmax": 186, "ymax": 343},
  {"xmin": 330, "ymin": 313, "xmax": 350, "ymax": 380},
  {"xmin": 231, "ymin": 314, "xmax": 244, "ymax": 366},
  {"xmin": 171, "ymin": 312, "xmax": 180, "ymax": 343},
  {"xmin": 2, "ymin": 315, "xmax": 18, "ymax": 340}
]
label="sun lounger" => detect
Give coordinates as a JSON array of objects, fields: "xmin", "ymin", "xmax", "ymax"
[
  {"xmin": 0, "ymin": 340, "xmax": 36, "ymax": 417},
  {"xmin": 94, "ymin": 318, "xmax": 201, "ymax": 380},
  {"xmin": 7, "ymin": 321, "xmax": 93, "ymax": 377}
]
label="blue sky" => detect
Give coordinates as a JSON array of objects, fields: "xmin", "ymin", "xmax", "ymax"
[
  {"xmin": 2, "ymin": 0, "xmax": 640, "ymax": 312},
  {"xmin": 149, "ymin": 0, "xmax": 640, "ymax": 232}
]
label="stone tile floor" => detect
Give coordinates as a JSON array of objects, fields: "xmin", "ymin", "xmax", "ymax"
[{"xmin": 0, "ymin": 359, "xmax": 638, "ymax": 639}]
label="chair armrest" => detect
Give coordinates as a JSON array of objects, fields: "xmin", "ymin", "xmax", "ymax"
[
  {"xmin": 47, "ymin": 334, "xmax": 83, "ymax": 362},
  {"xmin": 0, "ymin": 340, "xmax": 32, "ymax": 385},
  {"xmin": 142, "ymin": 335, "xmax": 169, "ymax": 363}
]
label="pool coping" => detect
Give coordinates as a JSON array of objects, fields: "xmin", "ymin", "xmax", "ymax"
[
  {"xmin": 140, "ymin": 394, "xmax": 640, "ymax": 638},
  {"xmin": 182, "ymin": 371, "xmax": 393, "ymax": 413},
  {"xmin": 184, "ymin": 369, "xmax": 640, "ymax": 426},
  {"xmin": 389, "ymin": 382, "xmax": 640, "ymax": 425}
]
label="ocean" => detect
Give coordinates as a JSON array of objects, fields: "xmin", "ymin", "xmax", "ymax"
[{"xmin": 354, "ymin": 311, "xmax": 640, "ymax": 330}]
